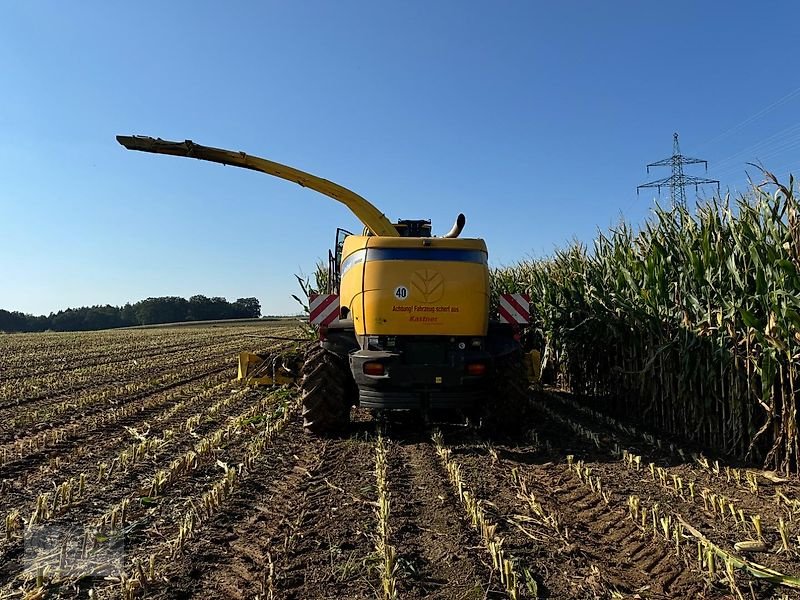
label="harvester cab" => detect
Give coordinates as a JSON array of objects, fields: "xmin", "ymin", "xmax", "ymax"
[{"xmin": 117, "ymin": 135, "xmax": 535, "ymax": 434}]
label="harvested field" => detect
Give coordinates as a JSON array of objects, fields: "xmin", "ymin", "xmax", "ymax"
[{"xmin": 1, "ymin": 326, "xmax": 799, "ymax": 599}]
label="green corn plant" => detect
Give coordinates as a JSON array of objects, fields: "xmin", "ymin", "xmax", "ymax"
[{"xmin": 492, "ymin": 171, "xmax": 800, "ymax": 475}]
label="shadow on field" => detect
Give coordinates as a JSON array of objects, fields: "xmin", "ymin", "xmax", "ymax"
[{"xmin": 536, "ymin": 388, "xmax": 760, "ymax": 471}]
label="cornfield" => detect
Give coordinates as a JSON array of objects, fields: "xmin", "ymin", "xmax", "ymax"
[
  {"xmin": 493, "ymin": 171, "xmax": 800, "ymax": 474},
  {"xmin": 1, "ymin": 296, "xmax": 799, "ymax": 599},
  {"xmin": 2, "ymin": 180, "xmax": 800, "ymax": 598}
]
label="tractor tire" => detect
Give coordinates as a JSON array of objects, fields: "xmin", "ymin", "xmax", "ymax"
[
  {"xmin": 301, "ymin": 344, "xmax": 351, "ymax": 435},
  {"xmin": 481, "ymin": 350, "xmax": 530, "ymax": 436}
]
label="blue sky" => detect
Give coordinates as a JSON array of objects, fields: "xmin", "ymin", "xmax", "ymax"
[{"xmin": 2, "ymin": 1, "xmax": 799, "ymax": 316}]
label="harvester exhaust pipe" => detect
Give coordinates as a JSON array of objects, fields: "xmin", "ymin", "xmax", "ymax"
[{"xmin": 442, "ymin": 213, "xmax": 466, "ymax": 238}]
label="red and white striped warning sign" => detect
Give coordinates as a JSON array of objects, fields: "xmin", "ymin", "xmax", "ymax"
[
  {"xmin": 498, "ymin": 293, "xmax": 530, "ymax": 325},
  {"xmin": 309, "ymin": 293, "xmax": 339, "ymax": 326}
]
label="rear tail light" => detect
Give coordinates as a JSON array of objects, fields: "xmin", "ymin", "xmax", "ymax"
[
  {"xmin": 466, "ymin": 362, "xmax": 487, "ymax": 376},
  {"xmin": 363, "ymin": 362, "xmax": 385, "ymax": 376}
]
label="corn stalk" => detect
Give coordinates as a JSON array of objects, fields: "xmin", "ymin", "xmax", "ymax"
[{"xmin": 494, "ymin": 172, "xmax": 800, "ymax": 474}]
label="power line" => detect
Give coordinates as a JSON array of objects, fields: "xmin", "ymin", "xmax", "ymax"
[
  {"xmin": 637, "ymin": 133, "xmax": 720, "ymax": 209},
  {"xmin": 695, "ymin": 85, "xmax": 800, "ymax": 151},
  {"xmin": 713, "ymin": 136, "xmax": 800, "ymax": 182},
  {"xmin": 712, "ymin": 121, "xmax": 800, "ymax": 172},
  {"xmin": 689, "ymin": 87, "xmax": 800, "ymax": 189}
]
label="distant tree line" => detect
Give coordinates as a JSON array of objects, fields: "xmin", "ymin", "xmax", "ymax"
[{"xmin": 0, "ymin": 295, "xmax": 261, "ymax": 333}]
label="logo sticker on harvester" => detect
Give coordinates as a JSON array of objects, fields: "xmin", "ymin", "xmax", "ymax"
[
  {"xmin": 394, "ymin": 286, "xmax": 408, "ymax": 300},
  {"xmin": 411, "ymin": 269, "xmax": 444, "ymax": 303}
]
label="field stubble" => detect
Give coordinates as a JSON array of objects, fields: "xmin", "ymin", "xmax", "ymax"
[{"xmin": 1, "ymin": 326, "xmax": 799, "ymax": 599}]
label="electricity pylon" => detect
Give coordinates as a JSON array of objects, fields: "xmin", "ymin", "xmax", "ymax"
[{"xmin": 638, "ymin": 133, "xmax": 720, "ymax": 209}]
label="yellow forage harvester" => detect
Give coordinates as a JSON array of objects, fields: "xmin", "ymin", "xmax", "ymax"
[{"xmin": 118, "ymin": 135, "xmax": 538, "ymax": 435}]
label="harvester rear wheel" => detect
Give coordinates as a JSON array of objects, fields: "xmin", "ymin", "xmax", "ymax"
[
  {"xmin": 301, "ymin": 344, "xmax": 351, "ymax": 435},
  {"xmin": 481, "ymin": 350, "xmax": 530, "ymax": 436}
]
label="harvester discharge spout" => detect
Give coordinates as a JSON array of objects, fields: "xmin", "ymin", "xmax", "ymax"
[{"xmin": 116, "ymin": 135, "xmax": 401, "ymax": 238}]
